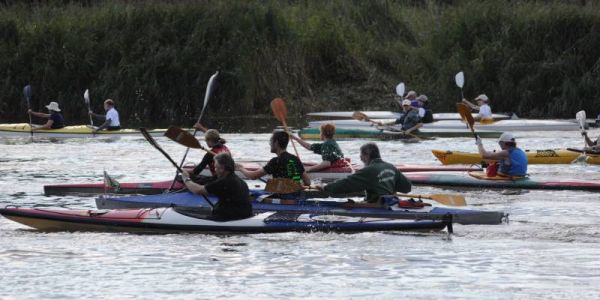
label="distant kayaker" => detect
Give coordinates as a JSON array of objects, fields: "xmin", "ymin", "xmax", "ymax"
[
  {"xmin": 416, "ymin": 94, "xmax": 434, "ymax": 124},
  {"xmin": 236, "ymin": 131, "xmax": 311, "ymax": 186},
  {"xmin": 27, "ymin": 101, "xmax": 65, "ymax": 130},
  {"xmin": 476, "ymin": 132, "xmax": 528, "ymax": 177},
  {"xmin": 89, "ymin": 99, "xmax": 120, "ymax": 132},
  {"xmin": 290, "ymin": 123, "xmax": 345, "ymax": 172},
  {"xmin": 462, "ymin": 94, "xmax": 493, "ymax": 123},
  {"xmin": 317, "ymin": 143, "xmax": 411, "ymax": 204},
  {"xmin": 582, "ymin": 131, "xmax": 600, "ymax": 151},
  {"xmin": 405, "ymin": 90, "xmax": 417, "ymax": 103},
  {"xmin": 190, "ymin": 127, "xmax": 231, "ymax": 184},
  {"xmin": 376, "ymin": 99, "xmax": 423, "ymax": 134},
  {"xmin": 181, "ymin": 153, "xmax": 252, "ymax": 220}
]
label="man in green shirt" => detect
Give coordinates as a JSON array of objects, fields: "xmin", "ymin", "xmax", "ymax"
[{"xmin": 318, "ymin": 143, "xmax": 411, "ymax": 203}]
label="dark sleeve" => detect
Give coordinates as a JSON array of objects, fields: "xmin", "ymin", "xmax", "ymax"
[
  {"xmin": 204, "ymin": 176, "xmax": 223, "ymax": 195},
  {"xmin": 394, "ymin": 115, "xmax": 405, "ymax": 125},
  {"xmin": 310, "ymin": 143, "xmax": 323, "ymax": 154},
  {"xmin": 262, "ymin": 157, "xmax": 278, "ymax": 175},
  {"xmin": 192, "ymin": 153, "xmax": 214, "ymax": 176},
  {"xmin": 394, "ymin": 171, "xmax": 412, "ymax": 193},
  {"xmin": 324, "ymin": 169, "xmax": 370, "ymax": 194}
]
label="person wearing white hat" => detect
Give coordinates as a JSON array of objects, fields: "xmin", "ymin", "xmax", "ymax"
[
  {"xmin": 475, "ymin": 132, "xmax": 528, "ymax": 177},
  {"xmin": 462, "ymin": 94, "xmax": 493, "ymax": 123},
  {"xmin": 89, "ymin": 99, "xmax": 121, "ymax": 133},
  {"xmin": 377, "ymin": 99, "xmax": 423, "ymax": 134},
  {"xmin": 28, "ymin": 101, "xmax": 65, "ymax": 130}
]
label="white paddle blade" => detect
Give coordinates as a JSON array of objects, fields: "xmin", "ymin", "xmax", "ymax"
[
  {"xmin": 198, "ymin": 71, "xmax": 219, "ymax": 122},
  {"xmin": 84, "ymin": 89, "xmax": 90, "ymax": 104},
  {"xmin": 455, "ymin": 71, "xmax": 464, "ymax": 88},
  {"xmin": 395, "ymin": 82, "xmax": 405, "ymax": 97},
  {"xmin": 576, "ymin": 110, "xmax": 586, "ymax": 129}
]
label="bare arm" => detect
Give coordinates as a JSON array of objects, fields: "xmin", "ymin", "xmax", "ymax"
[
  {"xmin": 306, "ymin": 160, "xmax": 331, "ymax": 172},
  {"xmin": 461, "ymin": 99, "xmax": 478, "ymax": 110},
  {"xmin": 405, "ymin": 122, "xmax": 423, "ymax": 134},
  {"xmin": 29, "ymin": 110, "xmax": 50, "ymax": 118},
  {"xmin": 236, "ymin": 164, "xmax": 268, "ymax": 180},
  {"xmin": 478, "ymin": 144, "xmax": 508, "ymax": 160},
  {"xmin": 33, "ymin": 119, "xmax": 54, "ymax": 130},
  {"xmin": 89, "ymin": 111, "xmax": 106, "ymax": 120},
  {"xmin": 301, "ymin": 172, "xmax": 311, "ymax": 186},
  {"xmin": 181, "ymin": 170, "xmax": 209, "ymax": 196},
  {"xmin": 583, "ymin": 132, "xmax": 595, "ymax": 147},
  {"xmin": 290, "ymin": 135, "xmax": 312, "ymax": 150}
]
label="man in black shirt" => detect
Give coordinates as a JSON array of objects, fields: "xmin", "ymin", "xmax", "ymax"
[
  {"xmin": 182, "ymin": 153, "xmax": 252, "ymax": 220},
  {"xmin": 236, "ymin": 131, "xmax": 311, "ymax": 186}
]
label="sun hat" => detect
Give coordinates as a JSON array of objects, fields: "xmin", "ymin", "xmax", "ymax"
[
  {"xmin": 475, "ymin": 94, "xmax": 489, "ymax": 102},
  {"xmin": 402, "ymin": 99, "xmax": 412, "ymax": 106},
  {"xmin": 498, "ymin": 132, "xmax": 515, "ymax": 143},
  {"xmin": 405, "ymin": 91, "xmax": 417, "ymax": 99},
  {"xmin": 45, "ymin": 102, "xmax": 61, "ymax": 112},
  {"xmin": 416, "ymin": 95, "xmax": 428, "ymax": 102}
]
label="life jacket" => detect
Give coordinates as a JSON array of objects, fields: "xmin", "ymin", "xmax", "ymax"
[
  {"xmin": 499, "ymin": 147, "xmax": 528, "ymax": 176},
  {"xmin": 208, "ymin": 144, "xmax": 230, "ymax": 175}
]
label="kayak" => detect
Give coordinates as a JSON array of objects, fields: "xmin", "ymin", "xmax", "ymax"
[
  {"xmin": 299, "ymin": 127, "xmax": 502, "ymax": 140},
  {"xmin": 43, "ymin": 163, "xmax": 482, "ymax": 196},
  {"xmin": 432, "ymin": 149, "xmax": 600, "ymax": 165},
  {"xmin": 307, "ymin": 119, "xmax": 580, "ymax": 131},
  {"xmin": 0, "ymin": 207, "xmax": 450, "ymax": 233},
  {"xmin": 0, "ymin": 123, "xmax": 179, "ymax": 138},
  {"xmin": 307, "ymin": 111, "xmax": 511, "ymax": 121},
  {"xmin": 405, "ymin": 172, "xmax": 600, "ymax": 191},
  {"xmin": 95, "ymin": 191, "xmax": 507, "ymax": 225}
]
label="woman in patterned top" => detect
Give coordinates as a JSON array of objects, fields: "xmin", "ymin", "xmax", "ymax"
[{"xmin": 291, "ymin": 123, "xmax": 345, "ymax": 172}]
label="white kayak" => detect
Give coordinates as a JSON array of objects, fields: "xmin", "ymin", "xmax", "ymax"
[
  {"xmin": 307, "ymin": 111, "xmax": 511, "ymax": 121},
  {"xmin": 308, "ymin": 119, "xmax": 580, "ymax": 131},
  {"xmin": 0, "ymin": 123, "xmax": 188, "ymax": 138}
]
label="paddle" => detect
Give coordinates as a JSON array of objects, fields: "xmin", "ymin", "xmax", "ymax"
[
  {"xmin": 264, "ymin": 177, "xmax": 303, "ymax": 194},
  {"xmin": 352, "ymin": 111, "xmax": 433, "ymax": 141},
  {"xmin": 84, "ymin": 89, "xmax": 93, "ymax": 127},
  {"xmin": 164, "ymin": 126, "xmax": 216, "ymax": 155},
  {"xmin": 396, "ymin": 193, "xmax": 466, "ymax": 207},
  {"xmin": 168, "ymin": 71, "xmax": 219, "ymax": 190},
  {"xmin": 455, "ymin": 71, "xmax": 465, "ymax": 100},
  {"xmin": 23, "ymin": 85, "xmax": 33, "ymax": 137},
  {"xmin": 457, "ymin": 102, "xmax": 477, "ymax": 138},
  {"xmin": 271, "ymin": 98, "xmax": 300, "ymax": 158},
  {"xmin": 140, "ymin": 127, "xmax": 214, "ymax": 208},
  {"xmin": 573, "ymin": 110, "xmax": 588, "ymax": 163}
]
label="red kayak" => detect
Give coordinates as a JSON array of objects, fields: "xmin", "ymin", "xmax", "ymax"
[{"xmin": 43, "ymin": 161, "xmax": 481, "ymax": 196}]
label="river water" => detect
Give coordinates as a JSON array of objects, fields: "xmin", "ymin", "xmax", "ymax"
[{"xmin": 1, "ymin": 129, "xmax": 600, "ymax": 299}]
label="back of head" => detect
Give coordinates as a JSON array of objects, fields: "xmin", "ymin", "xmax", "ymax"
[
  {"xmin": 214, "ymin": 153, "xmax": 235, "ymax": 173},
  {"xmin": 205, "ymin": 129, "xmax": 226, "ymax": 144},
  {"xmin": 320, "ymin": 123, "xmax": 336, "ymax": 139},
  {"xmin": 360, "ymin": 142, "xmax": 381, "ymax": 160},
  {"xmin": 271, "ymin": 131, "xmax": 289, "ymax": 149}
]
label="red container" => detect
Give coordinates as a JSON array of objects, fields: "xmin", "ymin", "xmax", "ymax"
[{"xmin": 486, "ymin": 161, "xmax": 498, "ymax": 177}]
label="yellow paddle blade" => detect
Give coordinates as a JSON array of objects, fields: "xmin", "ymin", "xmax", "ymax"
[
  {"xmin": 264, "ymin": 178, "xmax": 302, "ymax": 194},
  {"xmin": 164, "ymin": 126, "xmax": 214, "ymax": 154},
  {"xmin": 396, "ymin": 193, "xmax": 466, "ymax": 206},
  {"xmin": 270, "ymin": 98, "xmax": 288, "ymax": 123},
  {"xmin": 456, "ymin": 102, "xmax": 475, "ymax": 129}
]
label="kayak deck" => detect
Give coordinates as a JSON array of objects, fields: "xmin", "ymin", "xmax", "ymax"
[{"xmin": 432, "ymin": 149, "xmax": 600, "ymax": 165}]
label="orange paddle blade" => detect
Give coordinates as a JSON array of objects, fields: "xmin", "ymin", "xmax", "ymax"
[
  {"xmin": 270, "ymin": 98, "xmax": 287, "ymax": 123},
  {"xmin": 456, "ymin": 102, "xmax": 475, "ymax": 129}
]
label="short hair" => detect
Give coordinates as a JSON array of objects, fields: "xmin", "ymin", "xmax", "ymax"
[
  {"xmin": 104, "ymin": 99, "xmax": 115, "ymax": 106},
  {"xmin": 320, "ymin": 123, "xmax": 336, "ymax": 139},
  {"xmin": 271, "ymin": 131, "xmax": 289, "ymax": 149},
  {"xmin": 360, "ymin": 143, "xmax": 381, "ymax": 160},
  {"xmin": 214, "ymin": 153, "xmax": 235, "ymax": 173}
]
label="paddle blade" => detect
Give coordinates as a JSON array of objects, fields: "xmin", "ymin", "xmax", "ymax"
[
  {"xmin": 576, "ymin": 110, "xmax": 586, "ymax": 130},
  {"xmin": 352, "ymin": 111, "xmax": 369, "ymax": 122},
  {"xmin": 84, "ymin": 89, "xmax": 90, "ymax": 105},
  {"xmin": 198, "ymin": 71, "xmax": 219, "ymax": 122},
  {"xmin": 456, "ymin": 102, "xmax": 475, "ymax": 128},
  {"xmin": 23, "ymin": 85, "xmax": 32, "ymax": 103},
  {"xmin": 165, "ymin": 126, "xmax": 204, "ymax": 149},
  {"xmin": 429, "ymin": 194, "xmax": 466, "ymax": 206},
  {"xmin": 264, "ymin": 178, "xmax": 302, "ymax": 194},
  {"xmin": 455, "ymin": 71, "xmax": 464, "ymax": 88},
  {"xmin": 395, "ymin": 82, "xmax": 405, "ymax": 97},
  {"xmin": 271, "ymin": 98, "xmax": 288, "ymax": 123}
]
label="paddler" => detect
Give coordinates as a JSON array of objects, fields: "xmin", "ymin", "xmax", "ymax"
[
  {"xmin": 290, "ymin": 123, "xmax": 345, "ymax": 172},
  {"xmin": 236, "ymin": 131, "xmax": 311, "ymax": 186},
  {"xmin": 582, "ymin": 131, "xmax": 600, "ymax": 151},
  {"xmin": 462, "ymin": 94, "xmax": 493, "ymax": 123},
  {"xmin": 181, "ymin": 153, "xmax": 252, "ymax": 220},
  {"xmin": 89, "ymin": 99, "xmax": 120, "ymax": 133},
  {"xmin": 316, "ymin": 143, "xmax": 411, "ymax": 204},
  {"xmin": 476, "ymin": 132, "xmax": 528, "ymax": 177},
  {"xmin": 376, "ymin": 99, "xmax": 423, "ymax": 135},
  {"xmin": 27, "ymin": 101, "xmax": 65, "ymax": 130},
  {"xmin": 416, "ymin": 94, "xmax": 434, "ymax": 123},
  {"xmin": 190, "ymin": 127, "xmax": 231, "ymax": 184}
]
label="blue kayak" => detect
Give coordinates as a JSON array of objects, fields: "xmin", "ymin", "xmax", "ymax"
[{"xmin": 95, "ymin": 191, "xmax": 506, "ymax": 225}]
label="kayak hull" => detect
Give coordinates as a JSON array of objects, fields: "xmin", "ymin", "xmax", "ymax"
[
  {"xmin": 307, "ymin": 111, "xmax": 510, "ymax": 121},
  {"xmin": 0, "ymin": 123, "xmax": 180, "ymax": 138},
  {"xmin": 299, "ymin": 127, "xmax": 501, "ymax": 140},
  {"xmin": 0, "ymin": 208, "xmax": 449, "ymax": 233},
  {"xmin": 406, "ymin": 172, "xmax": 600, "ymax": 191},
  {"xmin": 95, "ymin": 191, "xmax": 507, "ymax": 225},
  {"xmin": 307, "ymin": 119, "xmax": 580, "ymax": 131},
  {"xmin": 432, "ymin": 149, "xmax": 600, "ymax": 165}
]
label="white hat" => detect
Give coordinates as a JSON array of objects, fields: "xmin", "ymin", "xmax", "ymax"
[
  {"xmin": 475, "ymin": 94, "xmax": 489, "ymax": 102},
  {"xmin": 498, "ymin": 132, "xmax": 515, "ymax": 143},
  {"xmin": 45, "ymin": 102, "xmax": 61, "ymax": 112},
  {"xmin": 401, "ymin": 99, "xmax": 412, "ymax": 106},
  {"xmin": 406, "ymin": 91, "xmax": 417, "ymax": 99}
]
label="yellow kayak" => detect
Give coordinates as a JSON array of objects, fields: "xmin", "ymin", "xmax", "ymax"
[
  {"xmin": 0, "ymin": 123, "xmax": 173, "ymax": 138},
  {"xmin": 432, "ymin": 149, "xmax": 600, "ymax": 165}
]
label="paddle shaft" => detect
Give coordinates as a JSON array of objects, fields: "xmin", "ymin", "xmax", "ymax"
[{"xmin": 23, "ymin": 87, "xmax": 33, "ymax": 137}]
